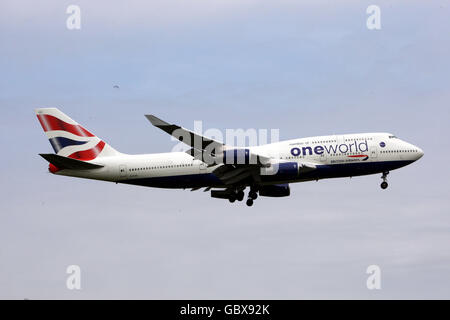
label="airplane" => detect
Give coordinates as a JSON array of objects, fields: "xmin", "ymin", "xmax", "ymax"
[{"xmin": 36, "ymin": 108, "xmax": 424, "ymax": 206}]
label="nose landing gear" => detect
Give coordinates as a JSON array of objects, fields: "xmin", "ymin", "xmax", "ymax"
[{"xmin": 380, "ymin": 171, "xmax": 389, "ymax": 189}]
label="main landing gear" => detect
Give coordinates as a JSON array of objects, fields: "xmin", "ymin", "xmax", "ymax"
[
  {"xmin": 224, "ymin": 187, "xmax": 258, "ymax": 206},
  {"xmin": 228, "ymin": 190, "xmax": 245, "ymax": 203},
  {"xmin": 380, "ymin": 171, "xmax": 389, "ymax": 190},
  {"xmin": 246, "ymin": 188, "xmax": 258, "ymax": 207}
]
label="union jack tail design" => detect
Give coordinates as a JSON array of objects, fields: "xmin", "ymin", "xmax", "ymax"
[{"xmin": 35, "ymin": 108, "xmax": 120, "ymax": 162}]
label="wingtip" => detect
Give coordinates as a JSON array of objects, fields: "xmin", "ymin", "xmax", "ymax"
[
  {"xmin": 39, "ymin": 153, "xmax": 52, "ymax": 162},
  {"xmin": 145, "ymin": 114, "xmax": 169, "ymax": 126}
]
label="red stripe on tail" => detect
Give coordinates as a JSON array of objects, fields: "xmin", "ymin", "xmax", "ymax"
[
  {"xmin": 37, "ymin": 114, "xmax": 94, "ymax": 137},
  {"xmin": 68, "ymin": 141, "xmax": 106, "ymax": 161}
]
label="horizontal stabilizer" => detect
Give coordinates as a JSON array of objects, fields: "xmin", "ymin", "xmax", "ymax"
[{"xmin": 39, "ymin": 153, "xmax": 104, "ymax": 170}]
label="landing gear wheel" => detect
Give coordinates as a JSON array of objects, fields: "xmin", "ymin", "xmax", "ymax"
[
  {"xmin": 237, "ymin": 190, "xmax": 245, "ymax": 201},
  {"xmin": 246, "ymin": 198, "xmax": 254, "ymax": 207},
  {"xmin": 380, "ymin": 171, "xmax": 389, "ymax": 190},
  {"xmin": 249, "ymin": 190, "xmax": 258, "ymax": 200},
  {"xmin": 229, "ymin": 196, "xmax": 236, "ymax": 203}
]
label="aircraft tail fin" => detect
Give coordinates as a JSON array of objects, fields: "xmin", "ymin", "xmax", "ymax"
[{"xmin": 35, "ymin": 108, "xmax": 120, "ymax": 161}]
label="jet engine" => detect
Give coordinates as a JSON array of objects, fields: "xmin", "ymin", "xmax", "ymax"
[{"xmin": 258, "ymin": 184, "xmax": 291, "ymax": 197}]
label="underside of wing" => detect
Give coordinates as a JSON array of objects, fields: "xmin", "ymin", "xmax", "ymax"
[
  {"xmin": 212, "ymin": 160, "xmax": 318, "ymax": 187},
  {"xmin": 212, "ymin": 164, "xmax": 259, "ymax": 186}
]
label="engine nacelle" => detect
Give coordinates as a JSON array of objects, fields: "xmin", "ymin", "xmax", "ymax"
[
  {"xmin": 261, "ymin": 162, "xmax": 299, "ymax": 179},
  {"xmin": 211, "ymin": 189, "xmax": 233, "ymax": 199},
  {"xmin": 259, "ymin": 184, "xmax": 290, "ymax": 197}
]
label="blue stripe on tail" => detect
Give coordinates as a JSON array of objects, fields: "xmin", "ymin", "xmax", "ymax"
[{"xmin": 49, "ymin": 137, "xmax": 88, "ymax": 153}]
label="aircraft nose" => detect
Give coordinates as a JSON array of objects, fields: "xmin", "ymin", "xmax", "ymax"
[{"xmin": 416, "ymin": 147, "xmax": 424, "ymax": 160}]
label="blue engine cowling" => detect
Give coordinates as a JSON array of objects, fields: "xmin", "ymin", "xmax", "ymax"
[
  {"xmin": 274, "ymin": 162, "xmax": 299, "ymax": 179},
  {"xmin": 259, "ymin": 184, "xmax": 290, "ymax": 197}
]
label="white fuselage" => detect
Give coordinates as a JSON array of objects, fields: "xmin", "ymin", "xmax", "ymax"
[{"xmin": 54, "ymin": 132, "xmax": 423, "ymax": 189}]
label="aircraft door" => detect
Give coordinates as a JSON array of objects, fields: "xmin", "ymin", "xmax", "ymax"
[
  {"xmin": 194, "ymin": 159, "xmax": 207, "ymax": 173},
  {"xmin": 369, "ymin": 145, "xmax": 378, "ymax": 159},
  {"xmin": 119, "ymin": 164, "xmax": 127, "ymax": 178}
]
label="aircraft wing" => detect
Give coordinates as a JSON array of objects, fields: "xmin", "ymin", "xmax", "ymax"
[
  {"xmin": 145, "ymin": 115, "xmax": 224, "ymax": 153},
  {"xmin": 145, "ymin": 114, "xmax": 272, "ymax": 166},
  {"xmin": 145, "ymin": 114, "xmax": 316, "ymax": 186},
  {"xmin": 211, "ymin": 164, "xmax": 259, "ymax": 185}
]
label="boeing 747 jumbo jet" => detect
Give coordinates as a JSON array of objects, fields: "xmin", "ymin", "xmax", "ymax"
[{"xmin": 36, "ymin": 108, "xmax": 424, "ymax": 206}]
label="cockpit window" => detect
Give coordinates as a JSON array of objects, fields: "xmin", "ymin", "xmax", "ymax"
[{"xmin": 389, "ymin": 135, "xmax": 397, "ymax": 139}]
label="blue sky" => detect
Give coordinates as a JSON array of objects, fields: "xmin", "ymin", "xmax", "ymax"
[{"xmin": 1, "ymin": 0, "xmax": 449, "ymax": 299}]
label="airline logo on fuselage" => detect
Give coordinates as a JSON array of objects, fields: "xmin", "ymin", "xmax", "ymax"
[{"xmin": 291, "ymin": 140, "xmax": 369, "ymax": 157}]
